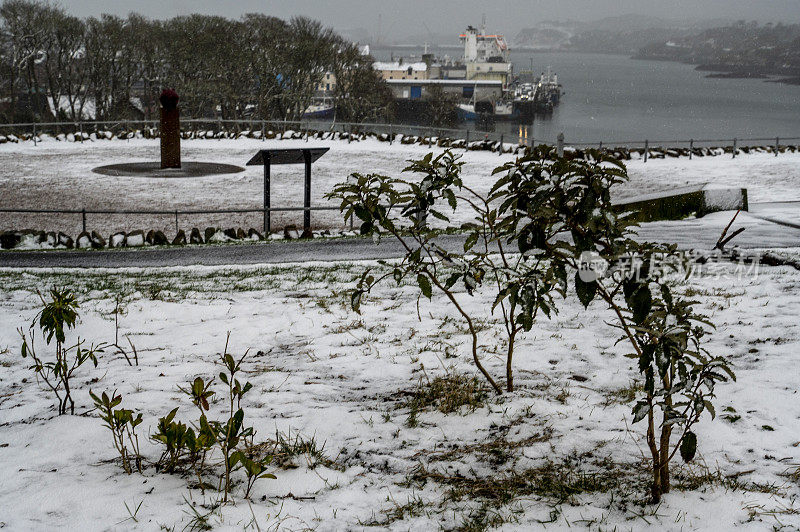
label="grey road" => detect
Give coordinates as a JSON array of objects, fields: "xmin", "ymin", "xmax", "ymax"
[
  {"xmin": 1, "ymin": 212, "xmax": 799, "ymax": 269},
  {"xmin": 0, "ymin": 235, "xmax": 431, "ymax": 268}
]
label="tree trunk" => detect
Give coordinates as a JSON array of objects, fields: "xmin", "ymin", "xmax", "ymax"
[
  {"xmin": 647, "ymin": 403, "xmax": 662, "ymax": 503},
  {"xmin": 506, "ymin": 330, "xmax": 516, "ymax": 392},
  {"xmin": 651, "ymin": 465, "xmax": 662, "ymax": 504},
  {"xmin": 659, "ymin": 367, "xmax": 674, "ymax": 494},
  {"xmin": 659, "ymin": 423, "xmax": 672, "ymax": 494}
]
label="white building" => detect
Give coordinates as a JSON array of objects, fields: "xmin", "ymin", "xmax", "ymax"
[{"xmin": 373, "ymin": 61, "xmax": 429, "ymax": 81}]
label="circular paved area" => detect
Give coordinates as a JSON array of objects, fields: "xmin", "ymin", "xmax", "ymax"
[{"xmin": 92, "ymin": 161, "xmax": 244, "ymax": 178}]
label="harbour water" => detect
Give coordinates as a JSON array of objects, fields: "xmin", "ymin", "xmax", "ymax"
[{"xmin": 373, "ymin": 48, "xmax": 800, "ymax": 144}]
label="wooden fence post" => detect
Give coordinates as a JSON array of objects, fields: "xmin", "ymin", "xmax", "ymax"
[
  {"xmin": 689, "ymin": 139, "xmax": 693, "ymax": 160},
  {"xmin": 644, "ymin": 140, "xmax": 649, "ymax": 163}
]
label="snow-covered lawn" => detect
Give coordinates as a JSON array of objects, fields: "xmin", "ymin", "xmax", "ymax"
[
  {"xmin": 1, "ymin": 259, "xmax": 799, "ymax": 530},
  {"xmin": 2, "ymin": 137, "xmax": 799, "ymax": 234}
]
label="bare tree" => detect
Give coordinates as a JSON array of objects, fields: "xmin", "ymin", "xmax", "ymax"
[
  {"xmin": 278, "ymin": 17, "xmax": 336, "ymax": 121},
  {"xmin": 126, "ymin": 14, "xmax": 166, "ymax": 120},
  {"xmin": 84, "ymin": 15, "xmax": 131, "ymax": 120},
  {"xmin": 1, "ymin": 1, "xmax": 391, "ymax": 124},
  {"xmin": 241, "ymin": 13, "xmax": 290, "ymax": 121},
  {"xmin": 39, "ymin": 7, "xmax": 87, "ymax": 121},
  {"xmin": 423, "ymin": 84, "xmax": 458, "ymax": 128},
  {"xmin": 330, "ymin": 41, "xmax": 394, "ymax": 122},
  {"xmin": 1, "ymin": 0, "xmax": 50, "ymax": 120}
]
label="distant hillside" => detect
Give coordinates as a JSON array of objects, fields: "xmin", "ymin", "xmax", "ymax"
[
  {"xmin": 635, "ymin": 22, "xmax": 800, "ymax": 82},
  {"xmin": 513, "ymin": 21, "xmax": 579, "ymax": 49},
  {"xmin": 512, "ymin": 14, "xmax": 734, "ymax": 53}
]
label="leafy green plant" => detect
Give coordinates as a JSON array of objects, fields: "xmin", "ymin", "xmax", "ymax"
[
  {"xmin": 152, "ymin": 408, "xmax": 195, "ymax": 472},
  {"xmin": 19, "ymin": 288, "xmax": 105, "ymax": 414},
  {"xmin": 90, "ymin": 390, "xmax": 143, "ymax": 474},
  {"xmin": 333, "ymin": 145, "xmax": 735, "ymax": 504},
  {"xmin": 151, "ymin": 406, "xmax": 215, "ymax": 491},
  {"xmin": 231, "ymin": 448, "xmax": 276, "ymax": 499},
  {"xmin": 176, "ymin": 334, "xmax": 274, "ymax": 501},
  {"xmin": 328, "ymin": 151, "xmax": 563, "ymax": 393},
  {"xmin": 491, "ymin": 145, "xmax": 735, "ymax": 503}
]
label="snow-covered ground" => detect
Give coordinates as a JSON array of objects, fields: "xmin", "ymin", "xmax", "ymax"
[
  {"xmin": 1, "ymin": 259, "xmax": 799, "ymax": 530},
  {"xmin": 2, "ymin": 136, "xmax": 800, "ymax": 530},
  {"xmin": 2, "ymin": 136, "xmax": 800, "ymax": 234}
]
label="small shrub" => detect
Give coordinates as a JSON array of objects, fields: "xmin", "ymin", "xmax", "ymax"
[
  {"xmin": 492, "ymin": 145, "xmax": 735, "ymax": 503},
  {"xmin": 90, "ymin": 390, "xmax": 143, "ymax": 474},
  {"xmin": 19, "ymin": 288, "xmax": 105, "ymax": 414},
  {"xmin": 152, "ymin": 408, "xmax": 202, "ymax": 473},
  {"xmin": 171, "ymin": 334, "xmax": 276, "ymax": 501},
  {"xmin": 231, "ymin": 449, "xmax": 276, "ymax": 499},
  {"xmin": 329, "ymin": 151, "xmax": 564, "ymax": 394}
]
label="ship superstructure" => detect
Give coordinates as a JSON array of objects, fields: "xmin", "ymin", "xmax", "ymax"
[
  {"xmin": 459, "ymin": 24, "xmax": 513, "ymax": 86},
  {"xmin": 374, "ymin": 23, "xmax": 562, "ymax": 121}
]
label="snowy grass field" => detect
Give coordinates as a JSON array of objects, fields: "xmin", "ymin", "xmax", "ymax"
[
  {"xmin": 2, "ymin": 136, "xmax": 800, "ymax": 234},
  {"xmin": 2, "ymin": 136, "xmax": 800, "ymax": 530},
  {"xmin": 1, "ymin": 257, "xmax": 800, "ymax": 530}
]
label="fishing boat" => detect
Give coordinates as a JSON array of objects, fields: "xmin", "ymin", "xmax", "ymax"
[
  {"xmin": 303, "ymin": 98, "xmax": 335, "ymax": 119},
  {"xmin": 457, "ymin": 103, "xmax": 480, "ymax": 121}
]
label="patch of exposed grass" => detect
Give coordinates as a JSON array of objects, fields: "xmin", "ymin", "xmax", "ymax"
[
  {"xmin": 672, "ymin": 462, "xmax": 788, "ymax": 497},
  {"xmin": 601, "ymin": 380, "xmax": 643, "ymax": 406},
  {"xmin": 359, "ymin": 492, "xmax": 432, "ymax": 527},
  {"xmin": 268, "ymin": 428, "xmax": 340, "ymax": 471},
  {"xmin": 681, "ymin": 286, "xmax": 744, "ymax": 299},
  {"xmin": 422, "ymin": 430, "xmax": 553, "ymax": 466},
  {"xmin": 407, "ymin": 456, "xmax": 630, "ymax": 507},
  {"xmin": 0, "ymin": 261, "xmax": 377, "ymax": 299},
  {"xmin": 405, "ymin": 372, "xmax": 490, "ymax": 426}
]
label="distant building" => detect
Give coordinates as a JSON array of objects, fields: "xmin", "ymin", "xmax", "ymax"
[
  {"xmin": 373, "ymin": 61, "xmax": 429, "ymax": 81},
  {"xmin": 316, "ymin": 72, "xmax": 337, "ymax": 95},
  {"xmin": 385, "ymin": 79, "xmax": 503, "ymax": 101}
]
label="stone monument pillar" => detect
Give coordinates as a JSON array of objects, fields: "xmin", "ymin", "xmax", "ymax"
[{"xmin": 160, "ymin": 89, "xmax": 181, "ymax": 169}]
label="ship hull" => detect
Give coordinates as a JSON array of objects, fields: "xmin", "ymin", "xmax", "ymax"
[{"xmin": 302, "ymin": 105, "xmax": 335, "ymax": 119}]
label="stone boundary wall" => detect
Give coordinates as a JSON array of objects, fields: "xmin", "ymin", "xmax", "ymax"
[
  {"xmin": 0, "ymin": 225, "xmax": 351, "ymax": 251},
  {"xmin": 0, "ymin": 127, "xmax": 797, "ymax": 160}
]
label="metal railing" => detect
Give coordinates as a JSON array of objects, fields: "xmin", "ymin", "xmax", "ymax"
[
  {"xmin": 0, "ymin": 206, "xmax": 349, "ymax": 237},
  {"xmin": 1, "ymin": 118, "xmax": 796, "ymax": 154}
]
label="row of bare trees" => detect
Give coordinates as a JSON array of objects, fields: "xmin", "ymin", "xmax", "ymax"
[{"xmin": 0, "ymin": 0, "xmax": 393, "ymax": 123}]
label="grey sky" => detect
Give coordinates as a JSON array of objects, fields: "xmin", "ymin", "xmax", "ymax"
[{"xmin": 60, "ymin": 0, "xmax": 800, "ymax": 40}]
